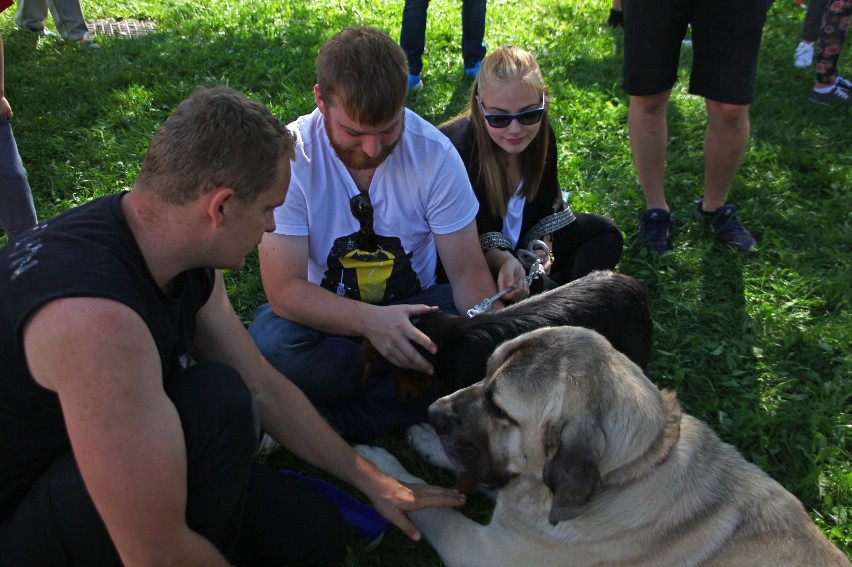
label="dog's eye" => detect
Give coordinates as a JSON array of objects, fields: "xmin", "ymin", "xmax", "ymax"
[{"xmin": 486, "ymin": 392, "xmax": 513, "ymax": 422}]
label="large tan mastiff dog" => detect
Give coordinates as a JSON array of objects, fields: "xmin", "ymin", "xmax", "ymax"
[{"xmin": 357, "ymin": 326, "xmax": 850, "ymax": 566}]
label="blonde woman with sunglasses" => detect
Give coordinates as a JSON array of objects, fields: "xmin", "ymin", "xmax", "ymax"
[{"xmin": 440, "ymin": 46, "xmax": 623, "ymax": 301}]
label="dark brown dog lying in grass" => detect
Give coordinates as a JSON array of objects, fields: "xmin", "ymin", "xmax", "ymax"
[{"xmin": 362, "ymin": 270, "xmax": 654, "ymax": 402}]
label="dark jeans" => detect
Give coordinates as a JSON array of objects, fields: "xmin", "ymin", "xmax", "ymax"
[
  {"xmin": 399, "ymin": 0, "xmax": 487, "ymax": 75},
  {"xmin": 800, "ymin": 0, "xmax": 829, "ymax": 42},
  {"xmin": 0, "ymin": 362, "xmax": 346, "ymax": 566},
  {"xmin": 249, "ymin": 284, "xmax": 458, "ymax": 442}
]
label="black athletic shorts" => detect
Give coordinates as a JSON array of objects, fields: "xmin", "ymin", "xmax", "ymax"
[{"xmin": 622, "ymin": 0, "xmax": 771, "ymax": 105}]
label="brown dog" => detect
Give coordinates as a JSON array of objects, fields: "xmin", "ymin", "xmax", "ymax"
[{"xmin": 362, "ymin": 270, "xmax": 653, "ymax": 401}]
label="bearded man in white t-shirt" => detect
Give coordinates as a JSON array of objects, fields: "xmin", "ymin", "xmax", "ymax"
[{"xmin": 248, "ymin": 26, "xmax": 502, "ymax": 442}]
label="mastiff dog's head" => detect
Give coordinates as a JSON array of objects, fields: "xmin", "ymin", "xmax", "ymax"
[{"xmin": 428, "ymin": 326, "xmax": 681, "ymax": 525}]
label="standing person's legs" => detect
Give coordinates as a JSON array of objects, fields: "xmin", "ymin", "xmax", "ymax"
[
  {"xmin": 701, "ymin": 100, "xmax": 749, "ymax": 211},
  {"xmin": 623, "ymin": 0, "xmax": 690, "ymax": 252},
  {"xmin": 795, "ymin": 0, "xmax": 830, "ymax": 67},
  {"xmin": 802, "ymin": 0, "xmax": 830, "ymax": 41},
  {"xmin": 814, "ymin": 0, "xmax": 852, "ymax": 86},
  {"xmin": 688, "ymin": 0, "xmax": 765, "ymax": 249},
  {"xmin": 628, "ymin": 91, "xmax": 672, "ymax": 212},
  {"xmin": 46, "ymin": 0, "xmax": 89, "ymax": 41},
  {"xmin": 0, "ymin": 117, "xmax": 37, "ymax": 240},
  {"xmin": 400, "ymin": 0, "xmax": 431, "ymax": 76},
  {"xmin": 14, "ymin": 0, "xmax": 49, "ymax": 31},
  {"xmin": 0, "ymin": 362, "xmax": 258, "ymax": 565},
  {"xmin": 461, "ymin": 0, "xmax": 487, "ymax": 71}
]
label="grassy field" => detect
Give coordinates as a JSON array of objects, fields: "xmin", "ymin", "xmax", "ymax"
[{"xmin": 2, "ymin": 0, "xmax": 849, "ymax": 563}]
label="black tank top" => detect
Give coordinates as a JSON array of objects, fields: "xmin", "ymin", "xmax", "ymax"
[{"xmin": 0, "ymin": 193, "xmax": 215, "ymax": 521}]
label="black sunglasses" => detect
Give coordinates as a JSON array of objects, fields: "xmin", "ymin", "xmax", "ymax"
[
  {"xmin": 478, "ymin": 98, "xmax": 546, "ymax": 129},
  {"xmin": 350, "ymin": 192, "xmax": 378, "ymax": 251}
]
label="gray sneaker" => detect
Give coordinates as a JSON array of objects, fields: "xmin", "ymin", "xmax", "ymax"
[
  {"xmin": 695, "ymin": 200, "xmax": 756, "ymax": 252},
  {"xmin": 809, "ymin": 84, "xmax": 851, "ymax": 106}
]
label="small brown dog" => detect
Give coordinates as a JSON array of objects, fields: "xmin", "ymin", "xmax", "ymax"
[{"xmin": 362, "ymin": 270, "xmax": 654, "ymax": 401}]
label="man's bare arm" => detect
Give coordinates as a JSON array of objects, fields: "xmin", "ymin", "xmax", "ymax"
[
  {"xmin": 435, "ymin": 221, "xmax": 503, "ymax": 313},
  {"xmin": 23, "ymin": 297, "xmax": 230, "ymax": 566},
  {"xmin": 193, "ymin": 272, "xmax": 465, "ymax": 541},
  {"xmin": 258, "ymin": 232, "xmax": 438, "ymax": 372}
]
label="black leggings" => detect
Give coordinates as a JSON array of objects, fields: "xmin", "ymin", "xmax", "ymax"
[
  {"xmin": 547, "ymin": 212, "xmax": 624, "ymax": 285},
  {"xmin": 0, "ymin": 362, "xmax": 346, "ymax": 566}
]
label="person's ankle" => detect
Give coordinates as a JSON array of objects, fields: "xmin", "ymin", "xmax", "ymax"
[{"xmin": 814, "ymin": 78, "xmax": 837, "ymax": 91}]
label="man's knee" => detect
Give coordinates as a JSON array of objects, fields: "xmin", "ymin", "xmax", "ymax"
[
  {"xmin": 169, "ymin": 362, "xmax": 259, "ymax": 456},
  {"xmin": 706, "ymin": 100, "xmax": 750, "ymax": 128},
  {"xmin": 630, "ymin": 92, "xmax": 670, "ymax": 115}
]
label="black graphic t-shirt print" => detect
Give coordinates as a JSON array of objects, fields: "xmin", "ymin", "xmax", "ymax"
[{"xmin": 321, "ymin": 232, "xmax": 421, "ymax": 304}]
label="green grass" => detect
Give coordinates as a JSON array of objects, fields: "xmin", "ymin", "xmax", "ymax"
[{"xmin": 2, "ymin": 0, "xmax": 849, "ymax": 563}]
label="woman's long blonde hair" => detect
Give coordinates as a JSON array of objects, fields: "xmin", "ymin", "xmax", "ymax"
[{"xmin": 441, "ymin": 45, "xmax": 549, "ymax": 218}]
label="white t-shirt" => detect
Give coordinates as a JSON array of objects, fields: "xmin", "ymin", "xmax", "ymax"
[
  {"xmin": 274, "ymin": 108, "xmax": 479, "ymax": 303},
  {"xmin": 502, "ymin": 181, "xmax": 526, "ymax": 250}
]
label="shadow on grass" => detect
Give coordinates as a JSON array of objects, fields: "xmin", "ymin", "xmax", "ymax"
[{"xmin": 4, "ymin": 3, "xmax": 363, "ymax": 217}]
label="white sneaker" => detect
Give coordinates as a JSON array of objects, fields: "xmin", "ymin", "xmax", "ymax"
[{"xmin": 794, "ymin": 41, "xmax": 814, "ymax": 68}]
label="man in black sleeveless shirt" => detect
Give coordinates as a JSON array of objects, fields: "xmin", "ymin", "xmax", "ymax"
[{"xmin": 0, "ymin": 87, "xmax": 464, "ymax": 566}]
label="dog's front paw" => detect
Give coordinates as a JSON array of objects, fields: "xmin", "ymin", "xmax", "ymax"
[
  {"xmin": 355, "ymin": 445, "xmax": 423, "ymax": 483},
  {"xmin": 407, "ymin": 423, "xmax": 458, "ymax": 472}
]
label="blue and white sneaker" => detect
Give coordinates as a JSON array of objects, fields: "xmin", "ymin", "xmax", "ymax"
[
  {"xmin": 463, "ymin": 60, "xmax": 481, "ymax": 80},
  {"xmin": 408, "ymin": 74, "xmax": 423, "ymax": 93}
]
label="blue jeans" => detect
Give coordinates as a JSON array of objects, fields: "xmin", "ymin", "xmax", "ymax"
[
  {"xmin": 399, "ymin": 0, "xmax": 487, "ymax": 75},
  {"xmin": 249, "ymin": 284, "xmax": 458, "ymax": 442},
  {"xmin": 0, "ymin": 118, "xmax": 37, "ymax": 241}
]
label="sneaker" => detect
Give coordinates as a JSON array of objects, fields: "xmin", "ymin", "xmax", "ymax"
[
  {"xmin": 79, "ymin": 32, "xmax": 99, "ymax": 49},
  {"xmin": 606, "ymin": 8, "xmax": 623, "ymax": 28},
  {"xmin": 408, "ymin": 74, "xmax": 423, "ymax": 93},
  {"xmin": 637, "ymin": 208, "xmax": 674, "ymax": 255},
  {"xmin": 463, "ymin": 60, "xmax": 481, "ymax": 80},
  {"xmin": 23, "ymin": 25, "xmax": 57, "ymax": 37},
  {"xmin": 793, "ymin": 41, "xmax": 814, "ymax": 68},
  {"xmin": 835, "ymin": 75, "xmax": 852, "ymax": 92},
  {"xmin": 808, "ymin": 84, "xmax": 851, "ymax": 106},
  {"xmin": 694, "ymin": 200, "xmax": 756, "ymax": 251}
]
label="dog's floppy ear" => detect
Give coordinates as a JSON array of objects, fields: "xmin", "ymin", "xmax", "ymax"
[{"xmin": 542, "ymin": 419, "xmax": 604, "ymax": 524}]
